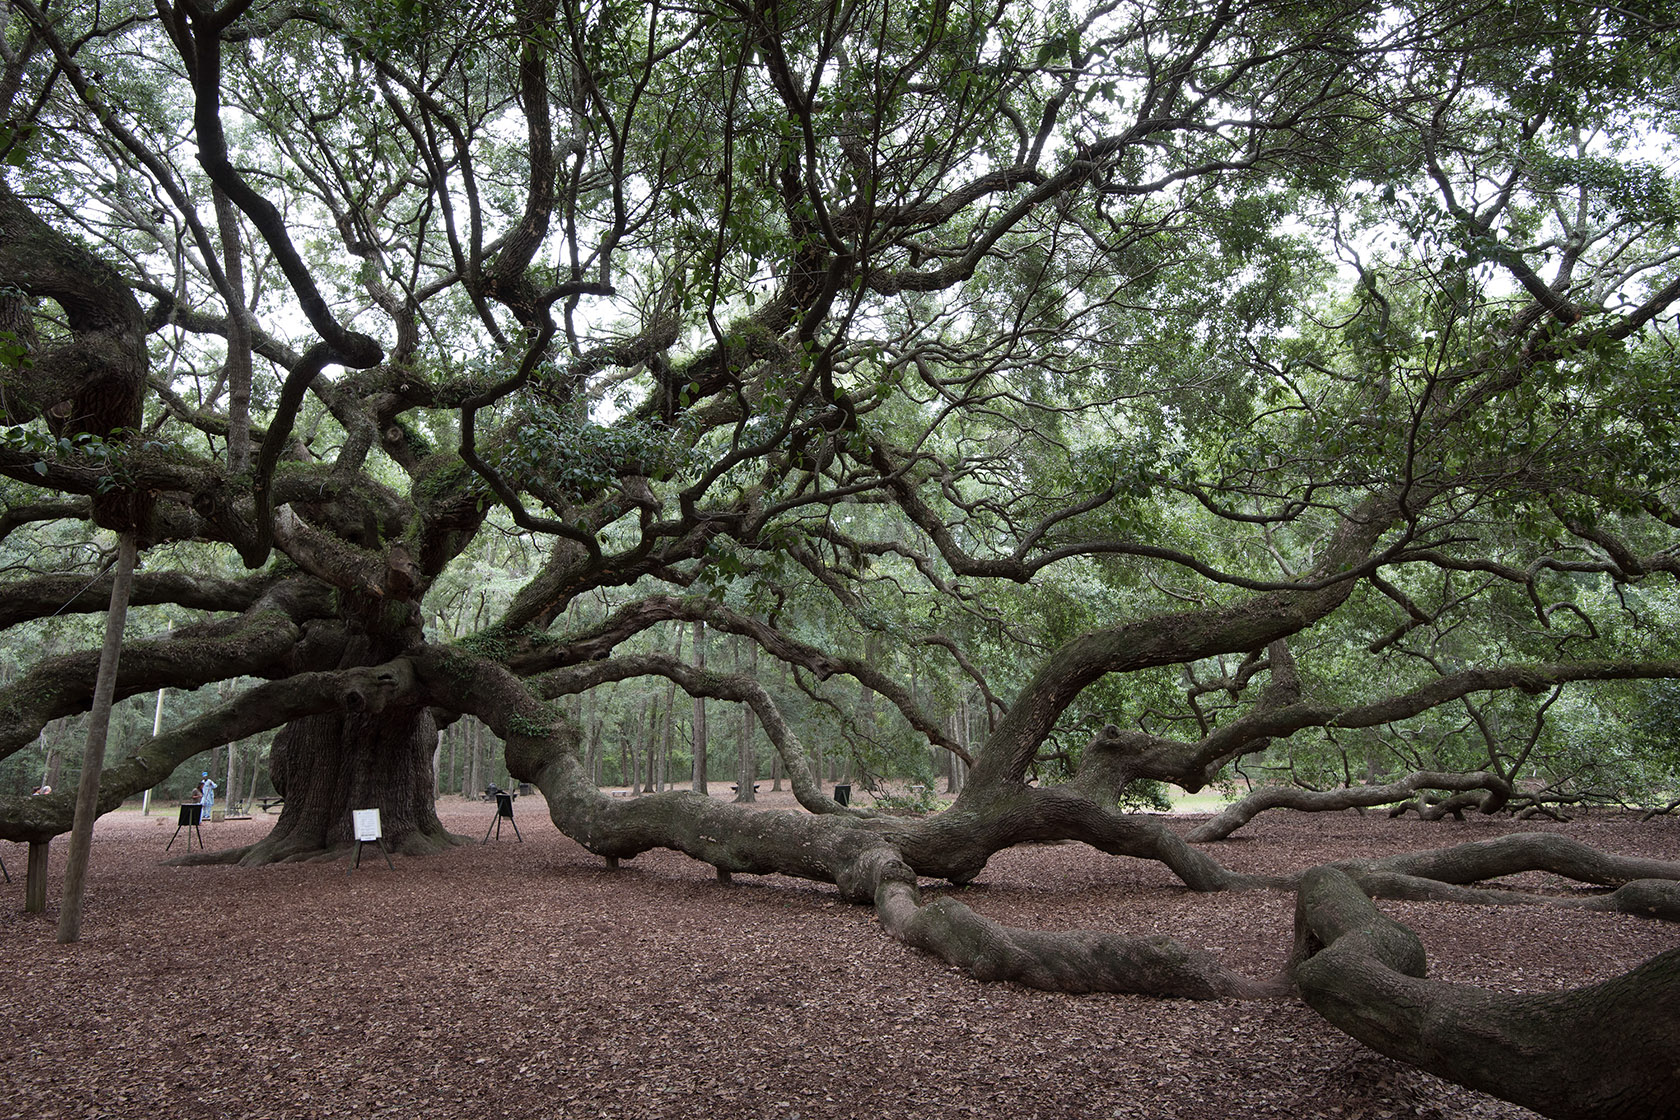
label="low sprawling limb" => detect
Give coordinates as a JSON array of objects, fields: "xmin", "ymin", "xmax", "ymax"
[
  {"xmin": 0, "ymin": 668, "xmax": 350, "ymax": 843},
  {"xmin": 1346, "ymin": 833, "xmax": 1680, "ymax": 887},
  {"xmin": 876, "ymin": 861, "xmax": 1285, "ymax": 998},
  {"xmin": 1329, "ymin": 868, "xmax": 1680, "ymax": 919},
  {"xmin": 414, "ymin": 646, "xmax": 1289, "ymax": 998},
  {"xmin": 419, "ymin": 645, "xmax": 1268, "ymax": 894},
  {"xmin": 897, "ymin": 784, "xmax": 1262, "ymax": 890},
  {"xmin": 0, "ymin": 569, "xmax": 286, "ymax": 628},
  {"xmin": 0, "ymin": 608, "xmax": 304, "ymax": 760},
  {"xmin": 1187, "ymin": 771, "xmax": 1512, "ymax": 842},
  {"xmin": 1293, "ymin": 866, "xmax": 1680, "ymax": 1120},
  {"xmin": 0, "ymin": 577, "xmax": 335, "ymax": 764}
]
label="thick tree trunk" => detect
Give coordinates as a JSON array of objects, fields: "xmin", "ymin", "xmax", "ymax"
[{"xmin": 237, "ymin": 704, "xmax": 457, "ymax": 863}]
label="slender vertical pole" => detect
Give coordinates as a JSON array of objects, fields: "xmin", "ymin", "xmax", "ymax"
[
  {"xmin": 142, "ymin": 685, "xmax": 165, "ymax": 816},
  {"xmin": 57, "ymin": 531, "xmax": 138, "ymax": 944}
]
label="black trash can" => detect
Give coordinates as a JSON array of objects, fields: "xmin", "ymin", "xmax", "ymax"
[{"xmin": 833, "ymin": 783, "xmax": 851, "ymax": 806}]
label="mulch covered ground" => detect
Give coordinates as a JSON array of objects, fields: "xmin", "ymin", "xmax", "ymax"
[{"xmin": 3, "ymin": 793, "xmax": 1677, "ymax": 1120}]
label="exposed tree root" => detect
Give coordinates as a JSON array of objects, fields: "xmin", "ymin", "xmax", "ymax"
[{"xmin": 1293, "ymin": 866, "xmax": 1680, "ymax": 1120}]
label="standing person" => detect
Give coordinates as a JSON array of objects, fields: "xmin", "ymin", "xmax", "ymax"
[{"xmin": 198, "ymin": 771, "xmax": 217, "ymax": 820}]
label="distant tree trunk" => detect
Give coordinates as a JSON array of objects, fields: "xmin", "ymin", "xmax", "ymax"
[
  {"xmin": 58, "ymin": 530, "xmax": 138, "ymax": 943},
  {"xmin": 463, "ymin": 719, "xmax": 480, "ymax": 799},
  {"xmin": 663, "ymin": 720, "xmax": 672, "ymax": 789},
  {"xmin": 735, "ymin": 636, "xmax": 757, "ymax": 803},
  {"xmin": 691, "ymin": 620, "xmax": 708, "ymax": 794},
  {"xmin": 648, "ymin": 708, "xmax": 664, "ymax": 792},
  {"xmin": 660, "ymin": 625, "xmax": 682, "ymax": 791},
  {"xmin": 445, "ymin": 726, "xmax": 457, "ymax": 796},
  {"xmin": 947, "ymin": 700, "xmax": 968, "ymax": 795},
  {"xmin": 436, "ymin": 732, "xmax": 450, "ymax": 802},
  {"xmin": 642, "ymin": 698, "xmax": 658, "ymax": 797},
  {"xmin": 41, "ymin": 719, "xmax": 66, "ymax": 790},
  {"xmin": 142, "ymin": 688, "xmax": 166, "ymax": 815},
  {"xmin": 583, "ymin": 685, "xmax": 599, "ymax": 786}
]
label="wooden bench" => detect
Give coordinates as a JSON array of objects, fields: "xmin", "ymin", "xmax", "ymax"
[{"xmin": 259, "ymin": 797, "xmax": 285, "ymax": 813}]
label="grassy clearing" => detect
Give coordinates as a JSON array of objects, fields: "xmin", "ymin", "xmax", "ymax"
[{"xmin": 1166, "ymin": 788, "xmax": 1234, "ymax": 813}]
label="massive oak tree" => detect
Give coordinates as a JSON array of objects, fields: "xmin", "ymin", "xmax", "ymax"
[{"xmin": 3, "ymin": 0, "xmax": 1679, "ymax": 1112}]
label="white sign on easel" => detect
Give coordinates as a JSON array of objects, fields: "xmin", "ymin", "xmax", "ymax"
[
  {"xmin": 353, "ymin": 808, "xmax": 382, "ymax": 841},
  {"xmin": 349, "ymin": 808, "xmax": 394, "ymax": 871}
]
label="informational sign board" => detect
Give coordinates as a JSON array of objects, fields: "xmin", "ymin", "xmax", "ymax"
[{"xmin": 352, "ymin": 808, "xmax": 382, "ymax": 841}]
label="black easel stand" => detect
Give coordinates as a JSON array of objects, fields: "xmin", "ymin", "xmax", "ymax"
[
  {"xmin": 483, "ymin": 792, "xmax": 523, "ymax": 843},
  {"xmin": 167, "ymin": 804, "xmax": 204, "ymax": 852},
  {"xmin": 351, "ymin": 836, "xmax": 395, "ymax": 871}
]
